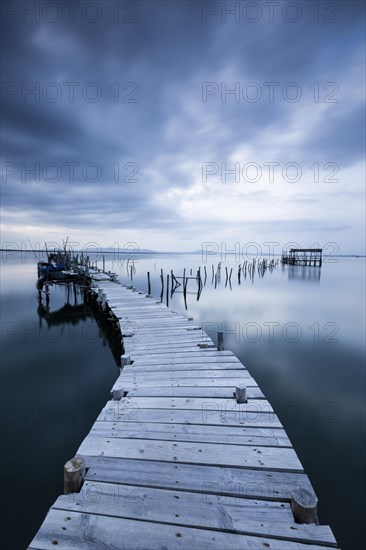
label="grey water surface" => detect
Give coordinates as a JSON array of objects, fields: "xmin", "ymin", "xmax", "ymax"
[{"xmin": 1, "ymin": 253, "xmax": 365, "ymax": 548}]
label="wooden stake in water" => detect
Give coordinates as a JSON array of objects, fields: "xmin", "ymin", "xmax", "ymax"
[
  {"xmin": 147, "ymin": 271, "xmax": 151, "ymax": 295},
  {"xmin": 217, "ymin": 331, "xmax": 224, "ymax": 351}
]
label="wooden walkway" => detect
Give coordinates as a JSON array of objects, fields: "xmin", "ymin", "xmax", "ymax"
[{"xmin": 29, "ymin": 279, "xmax": 339, "ymax": 549}]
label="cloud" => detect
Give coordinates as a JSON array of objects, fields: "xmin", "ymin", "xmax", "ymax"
[{"xmin": 1, "ymin": 0, "xmax": 365, "ymax": 253}]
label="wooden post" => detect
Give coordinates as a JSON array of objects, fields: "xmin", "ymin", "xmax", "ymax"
[
  {"xmin": 98, "ymin": 288, "xmax": 103, "ymax": 303},
  {"xmin": 103, "ymin": 255, "xmax": 105, "ymax": 272},
  {"xmin": 121, "ymin": 354, "xmax": 131, "ymax": 367},
  {"xmin": 112, "ymin": 384, "xmax": 124, "ymax": 400},
  {"xmin": 235, "ymin": 386, "xmax": 247, "ymax": 403},
  {"xmin": 147, "ymin": 271, "xmax": 151, "ymax": 295},
  {"xmin": 64, "ymin": 456, "xmax": 85, "ymax": 494},
  {"xmin": 291, "ymin": 488, "xmax": 318, "ymax": 523},
  {"xmin": 217, "ymin": 331, "xmax": 224, "ymax": 351}
]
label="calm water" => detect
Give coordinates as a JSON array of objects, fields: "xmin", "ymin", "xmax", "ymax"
[{"xmin": 1, "ymin": 252, "xmax": 365, "ymax": 548}]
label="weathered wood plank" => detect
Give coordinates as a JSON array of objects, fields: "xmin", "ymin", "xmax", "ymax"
[
  {"xmin": 97, "ymin": 402, "xmax": 280, "ymax": 428},
  {"xmin": 29, "ymin": 509, "xmax": 332, "ymax": 549},
  {"xmin": 125, "ymin": 385, "xmax": 265, "ymax": 398},
  {"xmin": 77, "ymin": 436, "xmax": 303, "ymax": 471},
  {"xmin": 89, "ymin": 421, "xmax": 291, "ymax": 446},
  {"xmin": 52, "ymin": 482, "xmax": 336, "ymax": 546},
  {"xmin": 132, "ymin": 356, "xmax": 240, "ymax": 365},
  {"xmin": 84, "ymin": 456, "xmax": 313, "ymax": 501},
  {"xmin": 121, "ymin": 363, "xmax": 253, "ymax": 385},
  {"xmin": 124, "ymin": 362, "xmax": 245, "ymax": 372},
  {"xmin": 118, "ymin": 396, "xmax": 273, "ymax": 413}
]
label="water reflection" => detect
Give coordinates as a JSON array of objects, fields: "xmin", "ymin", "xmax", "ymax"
[
  {"xmin": 287, "ymin": 265, "xmax": 321, "ymax": 283},
  {"xmin": 36, "ymin": 283, "xmax": 123, "ymax": 365}
]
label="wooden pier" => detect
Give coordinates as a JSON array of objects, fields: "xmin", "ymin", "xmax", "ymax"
[
  {"xmin": 282, "ymin": 249, "xmax": 322, "ymax": 267},
  {"xmin": 29, "ymin": 275, "xmax": 339, "ymax": 549}
]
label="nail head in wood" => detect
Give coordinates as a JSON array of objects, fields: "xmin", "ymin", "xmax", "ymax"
[{"xmin": 291, "ymin": 488, "xmax": 318, "ymax": 524}]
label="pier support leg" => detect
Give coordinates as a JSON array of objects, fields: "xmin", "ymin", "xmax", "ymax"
[{"xmin": 64, "ymin": 456, "xmax": 86, "ymax": 494}]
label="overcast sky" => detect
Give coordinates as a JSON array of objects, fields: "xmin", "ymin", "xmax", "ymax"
[{"xmin": 1, "ymin": 0, "xmax": 365, "ymax": 254}]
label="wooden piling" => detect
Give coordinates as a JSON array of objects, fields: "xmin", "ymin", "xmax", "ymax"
[
  {"xmin": 121, "ymin": 354, "xmax": 131, "ymax": 367},
  {"xmin": 147, "ymin": 271, "xmax": 151, "ymax": 295},
  {"xmin": 63, "ymin": 456, "xmax": 85, "ymax": 495},
  {"xmin": 291, "ymin": 488, "xmax": 318, "ymax": 524},
  {"xmin": 217, "ymin": 330, "xmax": 224, "ymax": 351},
  {"xmin": 235, "ymin": 386, "xmax": 247, "ymax": 404}
]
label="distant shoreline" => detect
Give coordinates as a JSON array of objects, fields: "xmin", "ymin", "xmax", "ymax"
[{"xmin": 0, "ymin": 249, "xmax": 365, "ymax": 258}]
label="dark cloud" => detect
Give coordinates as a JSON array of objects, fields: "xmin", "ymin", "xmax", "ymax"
[{"xmin": 1, "ymin": 0, "xmax": 364, "ymax": 251}]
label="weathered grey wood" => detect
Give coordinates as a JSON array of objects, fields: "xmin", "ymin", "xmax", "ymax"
[
  {"xmin": 84, "ymin": 456, "xmax": 313, "ymax": 501},
  {"xmin": 77, "ymin": 436, "xmax": 303, "ymax": 472},
  {"xmin": 63, "ymin": 456, "xmax": 85, "ymax": 495},
  {"xmin": 119, "ymin": 396, "xmax": 273, "ymax": 413},
  {"xmin": 119, "ymin": 373, "xmax": 257, "ymax": 384},
  {"xmin": 97, "ymin": 402, "xmax": 281, "ymax": 428},
  {"xmin": 125, "ymin": 385, "xmax": 265, "ymax": 398},
  {"xmin": 235, "ymin": 386, "xmax": 248, "ymax": 403},
  {"xmin": 89, "ymin": 421, "xmax": 291, "ymax": 447},
  {"xmin": 53, "ymin": 481, "xmax": 336, "ymax": 546},
  {"xmin": 29, "ymin": 509, "xmax": 333, "ymax": 549},
  {"xmin": 124, "ymin": 363, "xmax": 245, "ymax": 373},
  {"xmin": 111, "ymin": 384, "xmax": 124, "ymax": 401},
  {"xmin": 291, "ymin": 488, "xmax": 318, "ymax": 524},
  {"xmin": 217, "ymin": 330, "xmax": 224, "ymax": 351},
  {"xmin": 120, "ymin": 354, "xmax": 131, "ymax": 367},
  {"xmin": 132, "ymin": 355, "xmax": 240, "ymax": 365}
]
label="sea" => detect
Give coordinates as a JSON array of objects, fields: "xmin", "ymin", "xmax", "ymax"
[{"xmin": 1, "ymin": 250, "xmax": 365, "ymax": 549}]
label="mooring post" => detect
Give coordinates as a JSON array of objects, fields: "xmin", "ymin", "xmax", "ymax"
[
  {"xmin": 64, "ymin": 456, "xmax": 86, "ymax": 495},
  {"xmin": 121, "ymin": 354, "xmax": 131, "ymax": 367},
  {"xmin": 235, "ymin": 386, "xmax": 247, "ymax": 403},
  {"xmin": 166, "ymin": 274, "xmax": 170, "ymax": 306},
  {"xmin": 291, "ymin": 488, "xmax": 318, "ymax": 524},
  {"xmin": 112, "ymin": 384, "xmax": 124, "ymax": 400},
  {"xmin": 217, "ymin": 331, "xmax": 224, "ymax": 351}
]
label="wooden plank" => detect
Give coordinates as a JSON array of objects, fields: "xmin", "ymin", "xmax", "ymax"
[
  {"xmin": 77, "ymin": 436, "xmax": 303, "ymax": 472},
  {"xmin": 124, "ymin": 362, "xmax": 245, "ymax": 372},
  {"xmin": 97, "ymin": 404, "xmax": 281, "ymax": 428},
  {"xmin": 52, "ymin": 481, "xmax": 336, "ymax": 546},
  {"xmin": 118, "ymin": 396, "xmax": 273, "ymax": 413},
  {"xmin": 89, "ymin": 421, "xmax": 291, "ymax": 446},
  {"xmin": 29, "ymin": 508, "xmax": 332, "ymax": 549},
  {"xmin": 120, "ymin": 368, "xmax": 254, "ymax": 380},
  {"xmin": 126, "ymin": 386, "xmax": 265, "ymax": 398},
  {"xmin": 84, "ymin": 456, "xmax": 313, "ymax": 501},
  {"xmin": 132, "ymin": 356, "xmax": 241, "ymax": 365}
]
